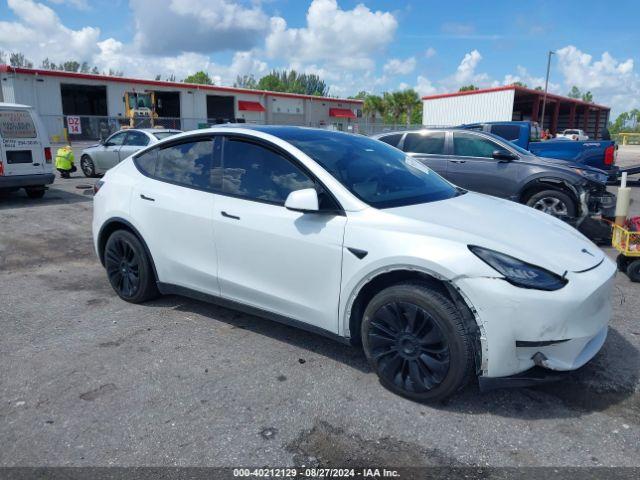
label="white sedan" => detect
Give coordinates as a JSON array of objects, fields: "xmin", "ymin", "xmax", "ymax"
[
  {"xmin": 80, "ymin": 128, "xmax": 181, "ymax": 177},
  {"xmin": 557, "ymin": 129, "xmax": 589, "ymax": 141},
  {"xmin": 92, "ymin": 126, "xmax": 615, "ymax": 402}
]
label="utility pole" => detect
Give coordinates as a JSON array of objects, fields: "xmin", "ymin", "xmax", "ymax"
[{"xmin": 540, "ymin": 50, "xmax": 555, "ymax": 131}]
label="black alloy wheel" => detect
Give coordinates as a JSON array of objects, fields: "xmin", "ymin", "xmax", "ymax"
[
  {"xmin": 106, "ymin": 235, "xmax": 141, "ymax": 298},
  {"xmin": 368, "ymin": 301, "xmax": 450, "ymax": 393},
  {"xmin": 104, "ymin": 230, "xmax": 159, "ymax": 303},
  {"xmin": 361, "ymin": 283, "xmax": 476, "ymax": 402}
]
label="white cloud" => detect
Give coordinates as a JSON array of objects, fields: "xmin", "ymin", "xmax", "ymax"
[
  {"xmin": 383, "ymin": 57, "xmax": 416, "ymax": 75},
  {"xmin": 454, "ymin": 50, "xmax": 486, "ymax": 84},
  {"xmin": 96, "ymin": 38, "xmax": 268, "ymax": 85},
  {"xmin": 265, "ymin": 0, "xmax": 397, "ymax": 71},
  {"xmin": 0, "ymin": 0, "xmax": 100, "ymax": 62},
  {"xmin": 501, "ymin": 65, "xmax": 555, "ymax": 90},
  {"xmin": 425, "ymin": 47, "xmax": 437, "ymax": 58},
  {"xmin": 415, "ymin": 75, "xmax": 437, "ymax": 96},
  {"xmin": 553, "ymin": 45, "xmax": 640, "ymax": 115},
  {"xmin": 131, "ymin": 0, "xmax": 270, "ymax": 55}
]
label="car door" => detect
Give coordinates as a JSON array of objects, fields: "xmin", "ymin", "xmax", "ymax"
[
  {"xmin": 130, "ymin": 137, "xmax": 220, "ymax": 295},
  {"xmin": 119, "ymin": 130, "xmax": 150, "ymax": 161},
  {"xmin": 94, "ymin": 131, "xmax": 127, "ymax": 171},
  {"xmin": 400, "ymin": 131, "xmax": 449, "ymax": 177},
  {"xmin": 447, "ymin": 131, "xmax": 522, "ymax": 199},
  {"xmin": 212, "ymin": 135, "xmax": 347, "ymax": 333}
]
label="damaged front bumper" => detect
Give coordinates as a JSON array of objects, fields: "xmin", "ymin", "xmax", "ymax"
[{"xmin": 454, "ymin": 256, "xmax": 616, "ymax": 379}]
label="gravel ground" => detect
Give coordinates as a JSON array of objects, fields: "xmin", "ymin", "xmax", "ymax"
[{"xmin": 0, "ymin": 145, "xmax": 638, "ymax": 467}]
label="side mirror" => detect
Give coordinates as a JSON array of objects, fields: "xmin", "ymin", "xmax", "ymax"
[
  {"xmin": 492, "ymin": 149, "xmax": 517, "ymax": 161},
  {"xmin": 285, "ymin": 188, "xmax": 319, "ymax": 213}
]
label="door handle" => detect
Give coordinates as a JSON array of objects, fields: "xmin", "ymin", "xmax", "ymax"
[
  {"xmin": 140, "ymin": 194, "xmax": 155, "ymax": 202},
  {"xmin": 33, "ymin": 163, "xmax": 40, "ymax": 166},
  {"xmin": 450, "ymin": 159, "xmax": 467, "ymax": 164},
  {"xmin": 221, "ymin": 211, "xmax": 240, "ymax": 220}
]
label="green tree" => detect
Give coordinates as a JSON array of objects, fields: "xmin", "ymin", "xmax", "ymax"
[
  {"xmin": 256, "ymin": 70, "xmax": 328, "ymax": 96},
  {"xmin": 459, "ymin": 84, "xmax": 478, "ymax": 92},
  {"xmin": 399, "ymin": 89, "xmax": 421, "ymax": 127},
  {"xmin": 234, "ymin": 74, "xmax": 258, "ymax": 89},
  {"xmin": 567, "ymin": 86, "xmax": 582, "ymax": 99},
  {"xmin": 511, "ymin": 81, "xmax": 528, "ymax": 88},
  {"xmin": 183, "ymin": 71, "xmax": 214, "ymax": 85},
  {"xmin": 91, "ymin": 66, "xmax": 100, "ymax": 74},
  {"xmin": 362, "ymin": 94, "xmax": 385, "ymax": 123},
  {"xmin": 534, "ymin": 86, "xmax": 544, "ymax": 91},
  {"xmin": 9, "ymin": 52, "xmax": 33, "ymax": 68},
  {"xmin": 61, "ymin": 61, "xmax": 80, "ymax": 72},
  {"xmin": 582, "ymin": 91, "xmax": 593, "ymax": 103}
]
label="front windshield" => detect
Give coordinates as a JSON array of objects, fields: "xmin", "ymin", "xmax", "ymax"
[{"xmin": 280, "ymin": 130, "xmax": 460, "ymax": 209}]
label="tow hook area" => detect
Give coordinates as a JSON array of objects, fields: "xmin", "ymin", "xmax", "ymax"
[{"xmin": 532, "ymin": 351, "xmax": 550, "ymax": 369}]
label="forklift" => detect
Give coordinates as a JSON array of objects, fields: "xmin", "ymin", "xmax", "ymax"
[{"xmin": 123, "ymin": 91, "xmax": 158, "ymax": 128}]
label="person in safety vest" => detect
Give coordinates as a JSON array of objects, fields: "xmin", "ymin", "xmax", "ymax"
[{"xmin": 55, "ymin": 145, "xmax": 76, "ymax": 178}]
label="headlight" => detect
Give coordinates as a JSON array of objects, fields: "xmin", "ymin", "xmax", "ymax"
[
  {"xmin": 468, "ymin": 245, "xmax": 568, "ymax": 291},
  {"xmin": 572, "ymin": 168, "xmax": 607, "ymax": 184}
]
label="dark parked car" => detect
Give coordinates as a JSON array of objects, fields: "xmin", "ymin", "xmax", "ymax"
[
  {"xmin": 459, "ymin": 121, "xmax": 618, "ymax": 172},
  {"xmin": 373, "ymin": 129, "xmax": 615, "ymax": 221}
]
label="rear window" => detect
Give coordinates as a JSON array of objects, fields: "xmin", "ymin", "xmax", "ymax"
[
  {"xmin": 378, "ymin": 134, "xmax": 403, "ymax": 147},
  {"xmin": 403, "ymin": 132, "xmax": 445, "ymax": 155},
  {"xmin": 0, "ymin": 110, "xmax": 37, "ymax": 139},
  {"xmin": 153, "ymin": 131, "xmax": 180, "ymax": 140},
  {"xmin": 489, "ymin": 124, "xmax": 521, "ymax": 142}
]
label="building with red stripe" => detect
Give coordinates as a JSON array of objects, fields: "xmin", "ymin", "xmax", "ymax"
[
  {"xmin": 0, "ymin": 65, "xmax": 363, "ymax": 141},
  {"xmin": 422, "ymin": 85, "xmax": 610, "ymax": 139}
]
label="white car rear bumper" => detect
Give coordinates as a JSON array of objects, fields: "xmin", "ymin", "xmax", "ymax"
[{"xmin": 454, "ymin": 257, "xmax": 616, "ymax": 378}]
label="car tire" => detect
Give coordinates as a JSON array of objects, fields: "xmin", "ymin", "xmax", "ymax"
[
  {"xmin": 616, "ymin": 254, "xmax": 630, "ymax": 272},
  {"xmin": 104, "ymin": 230, "xmax": 159, "ymax": 303},
  {"xmin": 81, "ymin": 155, "xmax": 97, "ymax": 178},
  {"xmin": 361, "ymin": 282, "xmax": 476, "ymax": 402},
  {"xmin": 627, "ymin": 260, "xmax": 640, "ymax": 282},
  {"xmin": 525, "ymin": 189, "xmax": 577, "ymax": 219},
  {"xmin": 25, "ymin": 187, "xmax": 45, "ymax": 199}
]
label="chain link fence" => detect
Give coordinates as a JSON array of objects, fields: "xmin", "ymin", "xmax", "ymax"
[{"xmin": 39, "ymin": 114, "xmax": 429, "ymax": 143}]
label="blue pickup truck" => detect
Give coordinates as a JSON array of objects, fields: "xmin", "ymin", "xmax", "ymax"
[{"xmin": 461, "ymin": 121, "xmax": 618, "ymax": 172}]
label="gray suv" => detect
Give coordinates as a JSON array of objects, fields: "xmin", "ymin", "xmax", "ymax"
[{"xmin": 373, "ymin": 129, "xmax": 615, "ymax": 221}]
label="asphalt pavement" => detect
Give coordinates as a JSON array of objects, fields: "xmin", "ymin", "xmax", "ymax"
[{"xmin": 0, "ymin": 145, "xmax": 638, "ymax": 467}]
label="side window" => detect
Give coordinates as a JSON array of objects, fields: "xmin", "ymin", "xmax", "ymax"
[
  {"xmin": 490, "ymin": 125, "xmax": 520, "ymax": 142},
  {"xmin": 222, "ymin": 138, "xmax": 315, "ymax": 204},
  {"xmin": 453, "ymin": 132, "xmax": 501, "ymax": 158},
  {"xmin": 124, "ymin": 131, "xmax": 150, "ymax": 146},
  {"xmin": 378, "ymin": 134, "xmax": 403, "ymax": 147},
  {"xmin": 156, "ymin": 139, "xmax": 213, "ymax": 189},
  {"xmin": 134, "ymin": 149, "xmax": 157, "ymax": 176},
  {"xmin": 403, "ymin": 132, "xmax": 445, "ymax": 154},
  {"xmin": 106, "ymin": 131, "xmax": 127, "ymax": 146}
]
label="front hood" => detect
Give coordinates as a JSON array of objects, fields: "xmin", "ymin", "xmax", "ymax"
[
  {"xmin": 524, "ymin": 154, "xmax": 607, "ymax": 177},
  {"xmin": 387, "ymin": 192, "xmax": 603, "ymax": 274}
]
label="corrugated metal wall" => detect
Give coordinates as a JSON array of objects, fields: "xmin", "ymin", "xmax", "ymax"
[{"xmin": 422, "ymin": 89, "xmax": 515, "ymax": 126}]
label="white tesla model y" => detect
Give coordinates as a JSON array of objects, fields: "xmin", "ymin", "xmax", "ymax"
[{"xmin": 93, "ymin": 126, "xmax": 616, "ymax": 401}]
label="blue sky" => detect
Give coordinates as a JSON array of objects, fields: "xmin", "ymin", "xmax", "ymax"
[{"xmin": 1, "ymin": 0, "xmax": 639, "ymax": 116}]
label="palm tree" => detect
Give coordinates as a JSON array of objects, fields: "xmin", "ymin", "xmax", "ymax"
[
  {"xmin": 383, "ymin": 91, "xmax": 405, "ymax": 125},
  {"xmin": 400, "ymin": 89, "xmax": 421, "ymax": 127},
  {"xmin": 363, "ymin": 94, "xmax": 385, "ymax": 123}
]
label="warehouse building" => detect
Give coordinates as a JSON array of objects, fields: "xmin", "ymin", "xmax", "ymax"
[
  {"xmin": 0, "ymin": 65, "xmax": 363, "ymax": 141},
  {"xmin": 422, "ymin": 85, "xmax": 610, "ymax": 139}
]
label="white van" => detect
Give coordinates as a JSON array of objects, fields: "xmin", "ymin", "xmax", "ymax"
[{"xmin": 0, "ymin": 103, "xmax": 54, "ymax": 198}]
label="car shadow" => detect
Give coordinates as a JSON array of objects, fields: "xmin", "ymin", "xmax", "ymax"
[
  {"xmin": 144, "ymin": 294, "xmax": 372, "ymax": 374},
  {"xmin": 143, "ymin": 294, "xmax": 638, "ymax": 420},
  {"xmin": 0, "ymin": 185, "xmax": 93, "ymax": 210}
]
